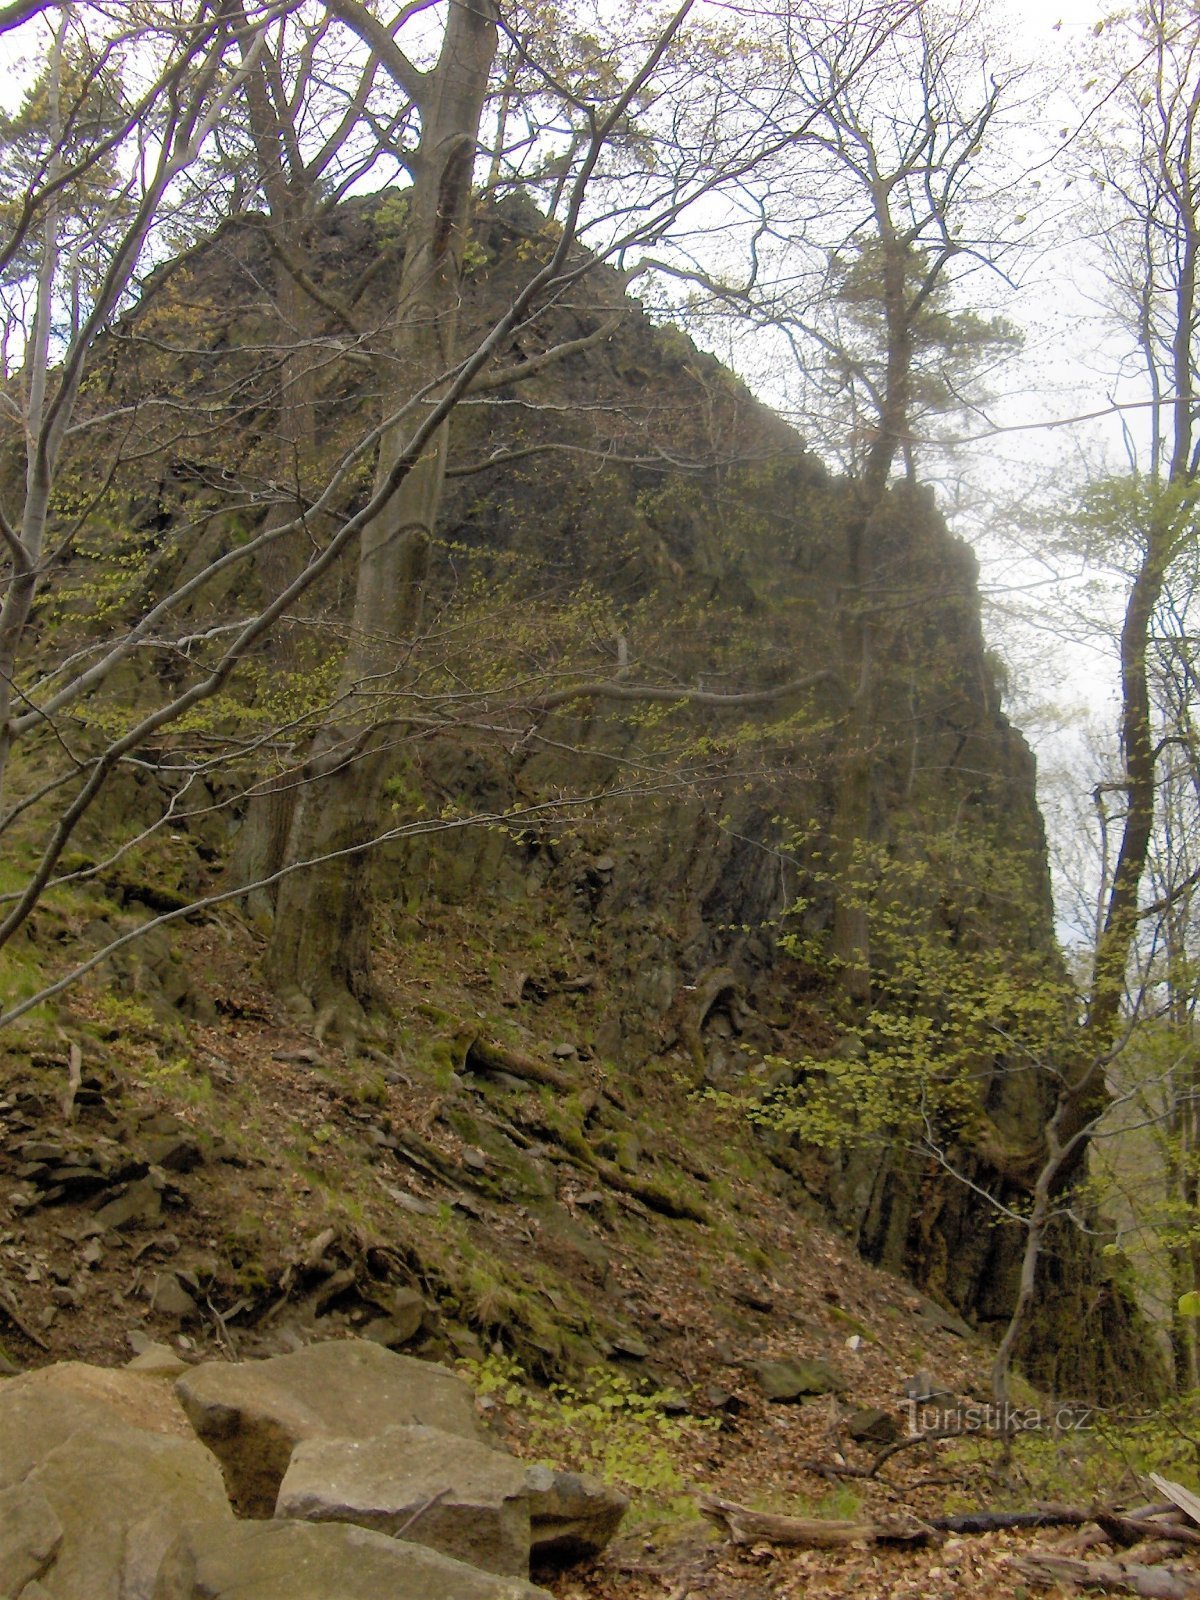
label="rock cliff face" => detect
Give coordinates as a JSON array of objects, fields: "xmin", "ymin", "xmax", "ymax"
[{"xmin": 20, "ymin": 197, "xmax": 1159, "ymax": 1400}]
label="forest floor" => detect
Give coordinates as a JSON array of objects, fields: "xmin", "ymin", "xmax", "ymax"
[{"xmin": 0, "ymin": 902, "xmax": 1195, "ymax": 1599}]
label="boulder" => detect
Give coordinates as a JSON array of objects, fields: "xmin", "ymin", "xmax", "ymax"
[
  {"xmin": 0, "ymin": 1413, "xmax": 230, "ymax": 1600},
  {"xmin": 752, "ymin": 1357, "xmax": 848, "ymax": 1401},
  {"xmin": 844, "ymin": 1406, "xmax": 900, "ymax": 1445},
  {"xmin": 524, "ymin": 1464, "xmax": 628, "ymax": 1564},
  {"xmin": 32, "ymin": 1432, "xmax": 230, "ymax": 1599},
  {"xmin": 276, "ymin": 1423, "xmax": 530, "ymax": 1577},
  {"xmin": 154, "ymin": 1519, "xmax": 554, "ymax": 1600},
  {"xmin": 361, "ymin": 1288, "xmax": 428, "ymax": 1350},
  {"xmin": 126, "ymin": 1345, "xmax": 191, "ymax": 1380},
  {"xmin": 0, "ymin": 1483, "xmax": 63, "ymax": 1598},
  {"xmin": 0, "ymin": 1364, "xmax": 198, "ymax": 1479},
  {"xmin": 175, "ymin": 1339, "xmax": 484, "ymax": 1515}
]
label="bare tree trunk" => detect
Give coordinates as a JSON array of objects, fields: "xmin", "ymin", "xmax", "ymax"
[
  {"xmin": 830, "ymin": 513, "xmax": 876, "ymax": 1003},
  {"xmin": 265, "ymin": 0, "xmax": 499, "ymax": 1029},
  {"xmin": 828, "ymin": 236, "xmax": 912, "ymax": 1000}
]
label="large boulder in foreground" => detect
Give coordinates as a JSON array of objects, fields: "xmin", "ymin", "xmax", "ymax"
[
  {"xmin": 276, "ymin": 1423, "xmax": 531, "ymax": 1577},
  {"xmin": 153, "ymin": 1518, "xmax": 554, "ymax": 1600},
  {"xmin": 175, "ymin": 1339, "xmax": 483, "ymax": 1515},
  {"xmin": 0, "ymin": 1363, "xmax": 198, "ymax": 1479},
  {"xmin": 0, "ymin": 1370, "xmax": 231, "ymax": 1600}
]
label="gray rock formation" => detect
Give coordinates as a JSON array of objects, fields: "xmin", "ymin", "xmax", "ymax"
[
  {"xmin": 276, "ymin": 1424, "xmax": 531, "ymax": 1576},
  {"xmin": 152, "ymin": 1519, "xmax": 552, "ymax": 1600},
  {"xmin": 0, "ymin": 1341, "xmax": 625, "ymax": 1598},
  {"xmin": 176, "ymin": 1339, "xmax": 483, "ymax": 1515}
]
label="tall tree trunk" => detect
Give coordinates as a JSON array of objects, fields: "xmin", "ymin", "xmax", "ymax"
[
  {"xmin": 830, "ymin": 509, "xmax": 876, "ymax": 1003},
  {"xmin": 829, "ymin": 235, "xmax": 912, "ymax": 1001},
  {"xmin": 265, "ymin": 0, "xmax": 499, "ymax": 1030}
]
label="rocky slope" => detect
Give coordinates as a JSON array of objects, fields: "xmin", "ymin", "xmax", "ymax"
[{"xmin": 0, "ymin": 195, "xmax": 1160, "ymax": 1411}]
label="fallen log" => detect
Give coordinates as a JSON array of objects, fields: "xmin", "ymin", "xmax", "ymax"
[
  {"xmin": 932, "ymin": 1506, "xmax": 1091, "ymax": 1534},
  {"xmin": 595, "ymin": 1158, "xmax": 710, "ymax": 1224},
  {"xmin": 1152, "ymin": 1476, "xmax": 1200, "ymax": 1531},
  {"xmin": 462, "ymin": 1033, "xmax": 576, "ymax": 1092},
  {"xmin": 696, "ymin": 1495, "xmax": 936, "ymax": 1548},
  {"xmin": 1009, "ymin": 1552, "xmax": 1200, "ymax": 1599},
  {"xmin": 929, "ymin": 1505, "xmax": 1200, "ymax": 1547},
  {"xmin": 1097, "ymin": 1512, "xmax": 1200, "ymax": 1551}
]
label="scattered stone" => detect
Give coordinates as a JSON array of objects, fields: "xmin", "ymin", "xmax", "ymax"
[
  {"xmin": 277, "ymin": 1423, "xmax": 531, "ymax": 1577},
  {"xmin": 47, "ymin": 1167, "xmax": 110, "ymax": 1198},
  {"xmin": 92, "ymin": 1178, "xmax": 163, "ymax": 1233},
  {"xmin": 20, "ymin": 1141, "xmax": 67, "ymax": 1163},
  {"xmin": 149, "ymin": 1273, "xmax": 198, "ymax": 1322},
  {"xmin": 136, "ymin": 1114, "xmax": 187, "ymax": 1138},
  {"xmin": 361, "ymin": 1317, "xmax": 413, "ymax": 1350},
  {"xmin": 524, "ymin": 1465, "xmax": 628, "ymax": 1564},
  {"xmin": 845, "ymin": 1406, "xmax": 901, "ymax": 1445},
  {"xmin": 387, "ymin": 1287, "xmax": 428, "ymax": 1344},
  {"xmin": 141, "ymin": 1135, "xmax": 204, "ymax": 1174},
  {"xmin": 732, "ymin": 1280, "xmax": 775, "ymax": 1314},
  {"xmin": 610, "ymin": 1132, "xmax": 640, "ymax": 1173},
  {"xmin": 127, "ymin": 1345, "xmax": 191, "ymax": 1379},
  {"xmin": 610, "ymin": 1334, "xmax": 649, "ymax": 1360},
  {"xmin": 702, "ymin": 1385, "xmax": 741, "ymax": 1414},
  {"xmin": 901, "ymin": 1370, "xmax": 954, "ymax": 1404},
  {"xmin": 311, "ymin": 1267, "xmax": 356, "ymax": 1313},
  {"xmin": 176, "ymin": 1339, "xmax": 485, "ymax": 1516},
  {"xmin": 445, "ymin": 1322, "xmax": 486, "ymax": 1362},
  {"xmin": 303, "ymin": 1227, "xmax": 338, "ymax": 1269},
  {"xmin": 381, "ymin": 1188, "xmax": 439, "ymax": 1217},
  {"xmin": 753, "ymin": 1357, "xmax": 848, "ymax": 1401}
]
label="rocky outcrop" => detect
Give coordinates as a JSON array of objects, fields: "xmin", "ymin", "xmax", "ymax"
[
  {"xmin": 26, "ymin": 195, "xmax": 1158, "ymax": 1403},
  {"xmin": 0, "ymin": 1340, "xmax": 626, "ymax": 1600}
]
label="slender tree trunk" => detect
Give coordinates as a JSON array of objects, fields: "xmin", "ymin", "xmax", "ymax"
[
  {"xmin": 830, "ymin": 511, "xmax": 875, "ymax": 1002},
  {"xmin": 829, "ymin": 234, "xmax": 912, "ymax": 1001}
]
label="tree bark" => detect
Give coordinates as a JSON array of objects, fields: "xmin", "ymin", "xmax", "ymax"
[{"xmin": 265, "ymin": 0, "xmax": 499, "ymax": 1028}]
